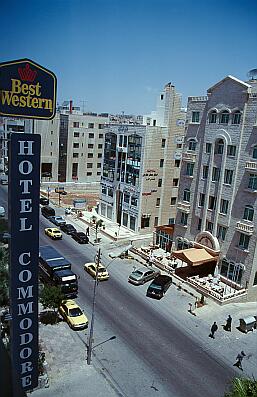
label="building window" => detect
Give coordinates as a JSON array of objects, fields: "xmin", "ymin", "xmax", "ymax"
[
  {"xmin": 170, "ymin": 197, "xmax": 176, "ymax": 205},
  {"xmin": 158, "ymin": 178, "xmax": 162, "ymax": 187},
  {"xmin": 73, "ymin": 153, "xmax": 79, "ymax": 158},
  {"xmin": 227, "ymin": 145, "xmax": 236, "ymax": 157},
  {"xmin": 243, "ymin": 205, "xmax": 254, "ymax": 221},
  {"xmin": 186, "ymin": 162, "xmax": 194, "ymax": 176},
  {"xmin": 72, "ymin": 163, "xmax": 78, "ymax": 177},
  {"xmin": 153, "ymin": 120, "xmax": 156, "ymax": 126},
  {"xmin": 209, "ymin": 110, "xmax": 217, "ymax": 124},
  {"xmin": 232, "ymin": 111, "xmax": 241, "ymax": 125},
  {"xmin": 156, "ymin": 198, "xmax": 160, "ymax": 207},
  {"xmin": 180, "ymin": 212, "xmax": 188, "ymax": 226},
  {"xmin": 73, "ymin": 143, "xmax": 79, "ymax": 148},
  {"xmin": 97, "ymin": 172, "xmax": 101, "ymax": 176},
  {"xmin": 87, "ymin": 172, "xmax": 92, "ymax": 176},
  {"xmin": 224, "ymin": 169, "xmax": 233, "ymax": 185},
  {"xmin": 212, "ymin": 167, "xmax": 220, "ymax": 182},
  {"xmin": 202, "ymin": 165, "xmax": 209, "ymax": 179},
  {"xmin": 173, "ymin": 178, "xmax": 179, "ymax": 186},
  {"xmin": 253, "ymin": 145, "xmax": 257, "ymax": 159},
  {"xmin": 141, "ymin": 216, "xmax": 150, "ymax": 229},
  {"xmin": 206, "ymin": 221, "xmax": 213, "ymax": 232},
  {"xmin": 98, "ymin": 124, "xmax": 104, "ymax": 129},
  {"xmin": 215, "ymin": 139, "xmax": 224, "ymax": 154},
  {"xmin": 99, "ymin": 133, "xmax": 104, "ymax": 139},
  {"xmin": 122, "ymin": 212, "xmax": 128, "ymax": 227},
  {"xmin": 177, "ymin": 143, "xmax": 182, "ymax": 148},
  {"xmin": 108, "ymin": 187, "xmax": 113, "ymax": 197},
  {"xmin": 175, "ymin": 159, "xmax": 181, "ymax": 167},
  {"xmin": 220, "ymin": 199, "xmax": 229, "ymax": 214},
  {"xmin": 192, "ymin": 111, "xmax": 200, "ymax": 123},
  {"xmin": 160, "ymin": 94, "xmax": 164, "ymax": 100},
  {"xmin": 199, "ymin": 193, "xmax": 205, "ymax": 207},
  {"xmin": 98, "ymin": 153, "xmax": 102, "ymax": 158},
  {"xmin": 168, "ymin": 218, "xmax": 175, "ymax": 225},
  {"xmin": 131, "ymin": 196, "xmax": 138, "ymax": 207},
  {"xmin": 248, "ymin": 174, "xmax": 257, "ymax": 190},
  {"xmin": 206, "ymin": 143, "xmax": 212, "ymax": 153},
  {"xmin": 87, "ymin": 163, "xmax": 93, "ymax": 168},
  {"xmin": 101, "ymin": 186, "xmax": 107, "ymax": 195},
  {"xmin": 253, "ymin": 272, "xmax": 257, "ymax": 286},
  {"xmin": 217, "ymin": 225, "xmax": 227, "ymax": 241},
  {"xmin": 154, "ymin": 217, "xmax": 158, "ymax": 226},
  {"xmin": 73, "ymin": 122, "xmax": 79, "ymax": 128},
  {"xmin": 161, "ymin": 139, "xmax": 166, "ymax": 148},
  {"xmin": 97, "ymin": 163, "xmax": 102, "ymax": 168},
  {"xmin": 208, "ymin": 196, "xmax": 216, "ymax": 210},
  {"xmin": 183, "ymin": 189, "xmax": 190, "ymax": 202},
  {"xmin": 238, "ymin": 233, "xmax": 250, "ymax": 250},
  {"xmin": 219, "ymin": 110, "xmax": 229, "ymax": 124},
  {"xmin": 98, "ymin": 144, "xmax": 103, "ymax": 149},
  {"xmin": 188, "ymin": 139, "xmax": 196, "ymax": 151},
  {"xmin": 88, "ymin": 123, "xmax": 94, "ymax": 128},
  {"xmin": 74, "ymin": 132, "xmax": 79, "ymax": 137},
  {"xmin": 197, "ymin": 218, "xmax": 202, "ymax": 231},
  {"xmin": 130, "ymin": 215, "xmax": 136, "ymax": 231},
  {"xmin": 220, "ymin": 259, "xmax": 243, "ymax": 285},
  {"xmin": 89, "ymin": 133, "xmax": 94, "ymax": 138},
  {"xmin": 88, "ymin": 144, "xmax": 94, "ymax": 149},
  {"xmin": 88, "ymin": 153, "xmax": 93, "ymax": 158},
  {"xmin": 124, "ymin": 193, "xmax": 130, "ymax": 204},
  {"xmin": 160, "ymin": 159, "xmax": 164, "ymax": 167}
]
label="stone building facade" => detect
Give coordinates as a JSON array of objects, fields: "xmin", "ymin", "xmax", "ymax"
[{"xmin": 173, "ymin": 75, "xmax": 257, "ymax": 302}]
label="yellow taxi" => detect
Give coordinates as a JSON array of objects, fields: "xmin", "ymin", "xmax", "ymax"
[
  {"xmin": 44, "ymin": 227, "xmax": 62, "ymax": 240},
  {"xmin": 84, "ymin": 262, "xmax": 109, "ymax": 281},
  {"xmin": 59, "ymin": 300, "xmax": 88, "ymax": 330}
]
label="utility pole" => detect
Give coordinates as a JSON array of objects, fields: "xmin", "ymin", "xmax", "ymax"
[{"xmin": 87, "ymin": 248, "xmax": 100, "ymax": 365}]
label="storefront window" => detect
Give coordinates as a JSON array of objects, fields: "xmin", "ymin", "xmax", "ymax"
[{"xmin": 220, "ymin": 259, "xmax": 243, "ymax": 285}]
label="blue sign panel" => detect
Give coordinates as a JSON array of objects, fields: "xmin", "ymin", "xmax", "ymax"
[
  {"xmin": 9, "ymin": 133, "xmax": 41, "ymax": 393},
  {"xmin": 0, "ymin": 58, "xmax": 57, "ymax": 120}
]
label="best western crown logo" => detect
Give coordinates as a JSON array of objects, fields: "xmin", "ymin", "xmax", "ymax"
[{"xmin": 0, "ymin": 58, "xmax": 57, "ymax": 120}]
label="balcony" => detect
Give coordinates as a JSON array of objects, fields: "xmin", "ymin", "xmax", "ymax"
[
  {"xmin": 188, "ymin": 96, "xmax": 208, "ymax": 102},
  {"xmin": 177, "ymin": 201, "xmax": 190, "ymax": 213},
  {"xmin": 182, "ymin": 152, "xmax": 196, "ymax": 162},
  {"xmin": 236, "ymin": 221, "xmax": 254, "ymax": 235},
  {"xmin": 245, "ymin": 161, "xmax": 257, "ymax": 172}
]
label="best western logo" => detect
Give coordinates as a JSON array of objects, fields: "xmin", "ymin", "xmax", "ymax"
[{"xmin": 0, "ymin": 58, "xmax": 57, "ymax": 119}]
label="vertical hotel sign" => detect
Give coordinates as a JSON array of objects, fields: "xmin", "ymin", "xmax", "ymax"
[
  {"xmin": 9, "ymin": 134, "xmax": 40, "ymax": 393},
  {"xmin": 0, "ymin": 59, "xmax": 56, "ymax": 394}
]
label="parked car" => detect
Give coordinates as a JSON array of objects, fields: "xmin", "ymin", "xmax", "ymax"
[
  {"xmin": 59, "ymin": 300, "xmax": 88, "ymax": 330},
  {"xmin": 44, "ymin": 227, "xmax": 62, "ymax": 240},
  {"xmin": 1, "ymin": 179, "xmax": 8, "ymax": 185},
  {"xmin": 60, "ymin": 223, "xmax": 77, "ymax": 235},
  {"xmin": 0, "ymin": 206, "xmax": 6, "ymax": 217},
  {"xmin": 41, "ymin": 205, "xmax": 55, "ymax": 218},
  {"xmin": 40, "ymin": 196, "xmax": 49, "ymax": 205},
  {"xmin": 146, "ymin": 275, "xmax": 172, "ymax": 299},
  {"xmin": 128, "ymin": 267, "xmax": 160, "ymax": 285},
  {"xmin": 84, "ymin": 262, "xmax": 109, "ymax": 281},
  {"xmin": 49, "ymin": 216, "xmax": 66, "ymax": 227},
  {"xmin": 65, "ymin": 207, "xmax": 72, "ymax": 215},
  {"xmin": 71, "ymin": 231, "xmax": 89, "ymax": 244}
]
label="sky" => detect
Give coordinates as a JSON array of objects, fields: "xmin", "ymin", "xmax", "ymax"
[{"xmin": 1, "ymin": 0, "xmax": 257, "ymax": 115}]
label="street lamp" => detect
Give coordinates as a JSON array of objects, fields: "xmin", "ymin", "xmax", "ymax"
[{"xmin": 86, "ymin": 246, "xmax": 130, "ymax": 365}]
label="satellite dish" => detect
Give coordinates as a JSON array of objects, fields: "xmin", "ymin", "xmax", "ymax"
[{"xmin": 247, "ymin": 69, "xmax": 257, "ymax": 80}]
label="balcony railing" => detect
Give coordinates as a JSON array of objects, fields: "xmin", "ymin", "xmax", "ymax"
[
  {"xmin": 245, "ymin": 161, "xmax": 257, "ymax": 172},
  {"xmin": 236, "ymin": 221, "xmax": 254, "ymax": 235},
  {"xmin": 188, "ymin": 96, "xmax": 208, "ymax": 102},
  {"xmin": 177, "ymin": 202, "xmax": 190, "ymax": 213},
  {"xmin": 182, "ymin": 152, "xmax": 197, "ymax": 162}
]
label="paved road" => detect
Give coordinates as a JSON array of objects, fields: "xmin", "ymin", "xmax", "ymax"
[{"xmin": 38, "ymin": 217, "xmax": 236, "ymax": 397}]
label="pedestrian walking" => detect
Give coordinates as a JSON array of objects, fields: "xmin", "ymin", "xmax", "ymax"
[
  {"xmin": 209, "ymin": 321, "xmax": 218, "ymax": 339},
  {"xmin": 233, "ymin": 351, "xmax": 246, "ymax": 370},
  {"xmin": 86, "ymin": 226, "xmax": 90, "ymax": 236},
  {"xmin": 224, "ymin": 315, "xmax": 232, "ymax": 331}
]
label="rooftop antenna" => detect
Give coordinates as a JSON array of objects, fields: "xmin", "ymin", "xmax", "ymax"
[
  {"xmin": 80, "ymin": 100, "xmax": 86, "ymax": 113},
  {"xmin": 247, "ymin": 69, "xmax": 257, "ymax": 80}
]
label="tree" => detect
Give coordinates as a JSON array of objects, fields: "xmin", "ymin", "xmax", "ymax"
[
  {"xmin": 224, "ymin": 377, "xmax": 257, "ymax": 397},
  {"xmin": 0, "ymin": 246, "xmax": 9, "ymax": 306},
  {"xmin": 39, "ymin": 285, "xmax": 64, "ymax": 323}
]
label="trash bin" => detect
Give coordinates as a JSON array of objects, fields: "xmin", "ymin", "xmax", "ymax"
[{"xmin": 239, "ymin": 316, "xmax": 256, "ymax": 333}]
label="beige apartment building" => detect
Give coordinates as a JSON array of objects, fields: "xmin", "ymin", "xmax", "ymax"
[
  {"xmin": 99, "ymin": 83, "xmax": 186, "ymax": 248},
  {"xmin": 34, "ymin": 104, "xmax": 109, "ymax": 184},
  {"xmin": 173, "ymin": 75, "xmax": 257, "ymax": 303}
]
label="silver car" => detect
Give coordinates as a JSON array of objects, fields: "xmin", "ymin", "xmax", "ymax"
[{"xmin": 128, "ymin": 267, "xmax": 160, "ymax": 285}]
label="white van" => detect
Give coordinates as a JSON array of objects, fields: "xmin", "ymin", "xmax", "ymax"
[{"xmin": 0, "ymin": 206, "xmax": 6, "ymax": 217}]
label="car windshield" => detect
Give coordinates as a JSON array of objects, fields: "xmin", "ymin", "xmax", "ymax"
[
  {"xmin": 69, "ymin": 307, "xmax": 83, "ymax": 317},
  {"xmin": 131, "ymin": 270, "xmax": 144, "ymax": 278},
  {"xmin": 150, "ymin": 284, "xmax": 162, "ymax": 290},
  {"xmin": 53, "ymin": 230, "xmax": 60, "ymax": 234},
  {"xmin": 97, "ymin": 267, "xmax": 106, "ymax": 273},
  {"xmin": 55, "ymin": 217, "xmax": 63, "ymax": 220}
]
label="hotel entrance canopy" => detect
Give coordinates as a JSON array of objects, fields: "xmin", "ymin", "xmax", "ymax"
[{"xmin": 172, "ymin": 248, "xmax": 218, "ymax": 266}]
